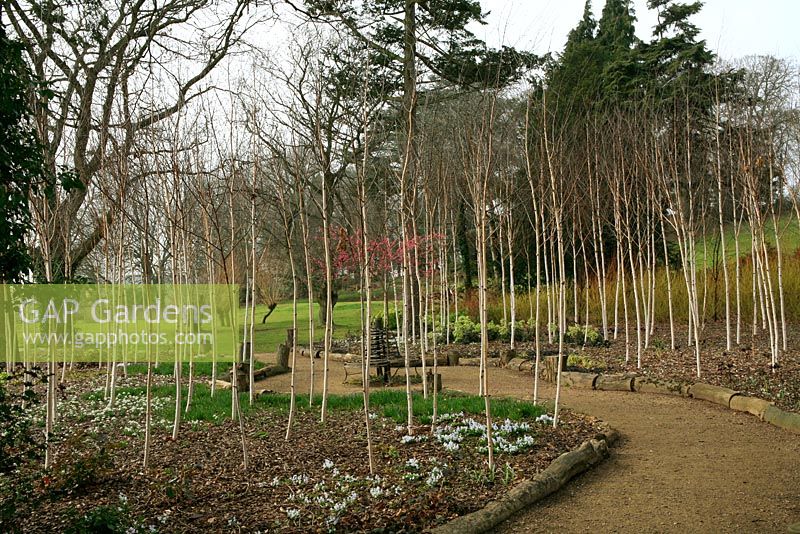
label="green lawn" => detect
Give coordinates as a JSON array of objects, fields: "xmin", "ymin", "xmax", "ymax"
[
  {"xmin": 85, "ymin": 383, "xmax": 543, "ymax": 425},
  {"xmin": 243, "ymin": 300, "xmax": 379, "ymax": 353},
  {"xmin": 126, "ymin": 360, "xmax": 265, "ymax": 377},
  {"xmin": 696, "ymin": 214, "xmax": 800, "ymax": 268}
]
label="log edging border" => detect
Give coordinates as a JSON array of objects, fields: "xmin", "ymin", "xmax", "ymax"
[
  {"xmin": 542, "ymin": 369, "xmax": 800, "ymax": 435},
  {"xmin": 429, "ymin": 425, "xmax": 620, "ymax": 534}
]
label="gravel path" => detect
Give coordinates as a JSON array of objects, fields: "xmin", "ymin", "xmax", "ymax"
[{"xmin": 255, "ymin": 355, "xmax": 800, "ymax": 533}]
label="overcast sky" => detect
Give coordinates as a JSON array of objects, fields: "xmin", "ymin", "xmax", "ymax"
[{"xmin": 469, "ymin": 0, "xmax": 800, "ymax": 60}]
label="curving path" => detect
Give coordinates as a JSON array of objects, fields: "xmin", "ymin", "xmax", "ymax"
[
  {"xmin": 254, "ymin": 356, "xmax": 800, "ymax": 533},
  {"xmin": 496, "ymin": 386, "xmax": 800, "ymax": 534}
]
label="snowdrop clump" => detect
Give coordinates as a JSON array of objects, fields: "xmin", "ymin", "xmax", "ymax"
[
  {"xmin": 47, "ymin": 391, "xmax": 171, "ymax": 439},
  {"xmin": 400, "ymin": 433, "xmax": 427, "ymax": 444},
  {"xmin": 442, "ymin": 440, "xmax": 460, "ymax": 452},
  {"xmin": 425, "ymin": 466, "xmax": 444, "ymax": 487},
  {"xmin": 433, "ymin": 413, "xmax": 538, "ymax": 455},
  {"xmin": 496, "ymin": 418, "xmax": 531, "ymax": 434},
  {"xmin": 282, "ymin": 463, "xmax": 411, "ymax": 529},
  {"xmin": 436, "ymin": 412, "xmax": 466, "ymax": 422},
  {"xmin": 482, "ymin": 434, "xmax": 537, "ymax": 454},
  {"xmin": 403, "ymin": 458, "xmax": 421, "ymax": 481},
  {"xmin": 536, "ymin": 414, "xmax": 555, "ymax": 424},
  {"xmin": 290, "ymin": 473, "xmax": 311, "ymax": 485}
]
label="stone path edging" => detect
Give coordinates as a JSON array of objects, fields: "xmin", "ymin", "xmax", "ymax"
[
  {"xmin": 429, "ymin": 426, "xmax": 620, "ymax": 534},
  {"xmin": 553, "ymin": 370, "xmax": 800, "ymax": 434}
]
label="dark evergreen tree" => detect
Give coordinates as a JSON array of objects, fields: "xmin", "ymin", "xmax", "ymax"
[
  {"xmin": 641, "ymin": 0, "xmax": 717, "ymax": 111},
  {"xmin": 297, "ymin": 0, "xmax": 536, "ymax": 90},
  {"xmin": 547, "ymin": 1, "xmax": 603, "ymax": 112},
  {"xmin": 568, "ymin": 0, "xmax": 597, "ymax": 46},
  {"xmin": 596, "ymin": 0, "xmax": 641, "ymax": 102},
  {"xmin": 596, "ymin": 0, "xmax": 638, "ymax": 50},
  {"xmin": 0, "ymin": 25, "xmax": 48, "ymax": 283}
]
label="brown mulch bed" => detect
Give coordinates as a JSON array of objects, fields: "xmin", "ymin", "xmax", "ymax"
[
  {"xmin": 589, "ymin": 326, "xmax": 800, "ymax": 413},
  {"xmin": 442, "ymin": 322, "xmax": 800, "ymax": 413},
  {"xmin": 14, "ymin": 374, "xmax": 602, "ymax": 533}
]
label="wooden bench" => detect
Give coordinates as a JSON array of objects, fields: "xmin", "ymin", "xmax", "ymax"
[
  {"xmin": 343, "ymin": 357, "xmax": 424, "ymax": 384},
  {"xmin": 342, "ymin": 327, "xmax": 421, "ymax": 384}
]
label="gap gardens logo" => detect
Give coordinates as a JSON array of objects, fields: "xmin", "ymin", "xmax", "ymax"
[{"xmin": 1, "ymin": 284, "xmax": 239, "ymax": 364}]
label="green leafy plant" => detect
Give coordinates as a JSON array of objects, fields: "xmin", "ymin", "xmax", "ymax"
[
  {"xmin": 65, "ymin": 497, "xmax": 149, "ymax": 534},
  {"xmin": 452, "ymin": 315, "xmax": 480, "ymax": 343},
  {"xmin": 50, "ymin": 432, "xmax": 118, "ymax": 495},
  {"xmin": 563, "ymin": 324, "xmax": 606, "ymax": 346},
  {"xmin": 501, "ymin": 462, "xmax": 515, "ymax": 485},
  {"xmin": 0, "ymin": 367, "xmax": 47, "ymax": 530},
  {"xmin": 0, "ymin": 368, "xmax": 45, "ymax": 474},
  {"xmin": 566, "ymin": 352, "xmax": 607, "ymax": 372},
  {"xmin": 372, "ymin": 308, "xmax": 401, "ymax": 331},
  {"xmin": 486, "ymin": 321, "xmax": 501, "ymax": 341}
]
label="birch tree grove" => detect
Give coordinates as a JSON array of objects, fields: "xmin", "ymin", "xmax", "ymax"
[{"xmin": 6, "ymin": 0, "xmax": 800, "ymax": 520}]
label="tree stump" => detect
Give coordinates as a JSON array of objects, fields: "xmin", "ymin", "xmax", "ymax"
[
  {"xmin": 286, "ymin": 328, "xmax": 295, "ymax": 346},
  {"xmin": 276, "ymin": 343, "xmax": 290, "ymax": 369},
  {"xmin": 541, "ymin": 355, "xmax": 567, "ymax": 383},
  {"xmin": 427, "ymin": 371, "xmax": 443, "ymax": 392},
  {"xmin": 446, "ymin": 352, "xmax": 460, "ymax": 366},
  {"xmin": 239, "ymin": 342, "xmax": 251, "ymax": 363},
  {"xmin": 500, "ymin": 349, "xmax": 516, "ymax": 366},
  {"xmin": 231, "ymin": 364, "xmax": 249, "ymax": 393}
]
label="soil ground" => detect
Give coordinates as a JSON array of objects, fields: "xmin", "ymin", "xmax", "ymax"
[{"xmin": 256, "ymin": 355, "xmax": 800, "ymax": 534}]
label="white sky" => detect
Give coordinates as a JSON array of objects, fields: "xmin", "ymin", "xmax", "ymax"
[{"xmin": 470, "ymin": 0, "xmax": 800, "ymax": 60}]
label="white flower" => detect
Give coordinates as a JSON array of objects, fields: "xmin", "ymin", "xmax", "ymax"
[
  {"xmin": 369, "ymin": 486, "xmax": 384, "ymax": 498},
  {"xmin": 536, "ymin": 414, "xmax": 554, "ymax": 424},
  {"xmin": 322, "ymin": 459, "xmax": 334, "ymax": 470},
  {"xmin": 425, "ymin": 466, "xmax": 444, "ymax": 487},
  {"xmin": 443, "ymin": 441, "xmax": 460, "ymax": 452},
  {"xmin": 516, "ymin": 435, "xmax": 535, "ymax": 447},
  {"xmin": 286, "ymin": 508, "xmax": 300, "ymax": 520},
  {"xmin": 405, "ymin": 458, "xmax": 420, "ymax": 469},
  {"xmin": 270, "ymin": 476, "xmax": 280, "ymax": 487},
  {"xmin": 291, "ymin": 473, "xmax": 310, "ymax": 485},
  {"xmin": 400, "ymin": 434, "xmax": 427, "ymax": 444}
]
